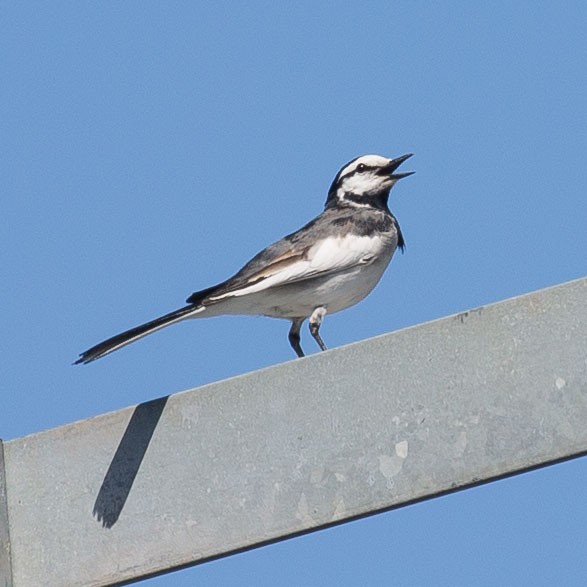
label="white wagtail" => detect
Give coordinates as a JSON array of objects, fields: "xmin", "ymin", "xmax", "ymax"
[{"xmin": 75, "ymin": 153, "xmax": 413, "ymax": 364}]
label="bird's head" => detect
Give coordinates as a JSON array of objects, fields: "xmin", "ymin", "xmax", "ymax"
[{"xmin": 325, "ymin": 153, "xmax": 413, "ymax": 210}]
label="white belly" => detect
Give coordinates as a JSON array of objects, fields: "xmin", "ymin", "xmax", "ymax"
[{"xmin": 201, "ymin": 248, "xmax": 395, "ymax": 319}]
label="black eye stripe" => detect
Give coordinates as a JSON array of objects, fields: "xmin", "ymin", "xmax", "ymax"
[{"xmin": 339, "ymin": 164, "xmax": 381, "ymax": 183}]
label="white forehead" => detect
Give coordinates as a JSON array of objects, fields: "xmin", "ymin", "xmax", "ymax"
[{"xmin": 340, "ymin": 154, "xmax": 391, "ymax": 176}]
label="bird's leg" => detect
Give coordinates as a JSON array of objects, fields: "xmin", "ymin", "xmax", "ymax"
[
  {"xmin": 309, "ymin": 306, "xmax": 328, "ymax": 352},
  {"xmin": 288, "ymin": 318, "xmax": 305, "ymax": 358}
]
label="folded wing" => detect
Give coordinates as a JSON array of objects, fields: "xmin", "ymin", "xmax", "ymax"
[{"xmin": 199, "ymin": 232, "xmax": 383, "ymax": 304}]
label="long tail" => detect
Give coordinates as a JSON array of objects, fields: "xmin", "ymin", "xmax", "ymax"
[{"xmin": 74, "ymin": 304, "xmax": 202, "ymax": 364}]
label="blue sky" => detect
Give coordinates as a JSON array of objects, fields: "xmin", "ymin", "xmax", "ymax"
[{"xmin": 2, "ymin": 2, "xmax": 587, "ymax": 585}]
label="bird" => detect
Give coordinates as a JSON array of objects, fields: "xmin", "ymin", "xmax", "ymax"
[{"xmin": 75, "ymin": 153, "xmax": 413, "ymax": 364}]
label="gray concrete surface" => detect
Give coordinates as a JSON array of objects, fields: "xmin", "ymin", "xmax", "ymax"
[{"xmin": 1, "ymin": 277, "xmax": 586, "ymax": 586}]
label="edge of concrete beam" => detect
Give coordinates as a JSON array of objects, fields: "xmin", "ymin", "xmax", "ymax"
[{"xmin": 0, "ymin": 441, "xmax": 13, "ymax": 587}]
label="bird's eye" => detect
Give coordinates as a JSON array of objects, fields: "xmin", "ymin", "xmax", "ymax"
[{"xmin": 357, "ymin": 163, "xmax": 366, "ymax": 172}]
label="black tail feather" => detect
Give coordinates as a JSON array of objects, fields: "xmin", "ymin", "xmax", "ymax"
[{"xmin": 75, "ymin": 305, "xmax": 197, "ymax": 365}]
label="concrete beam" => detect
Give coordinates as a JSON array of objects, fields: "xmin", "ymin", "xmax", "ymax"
[{"xmin": 2, "ymin": 277, "xmax": 587, "ymax": 586}]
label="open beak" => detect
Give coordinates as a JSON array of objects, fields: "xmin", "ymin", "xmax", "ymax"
[{"xmin": 387, "ymin": 153, "xmax": 414, "ymax": 179}]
